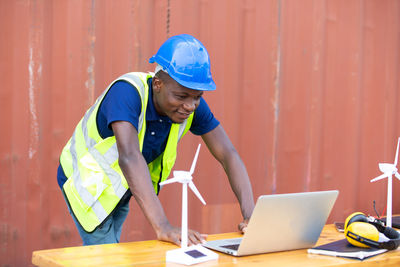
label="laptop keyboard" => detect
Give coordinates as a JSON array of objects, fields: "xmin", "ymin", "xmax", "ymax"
[{"xmin": 220, "ymin": 244, "xmax": 240, "ymax": 251}]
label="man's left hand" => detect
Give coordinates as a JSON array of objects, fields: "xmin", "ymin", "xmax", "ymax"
[{"xmin": 238, "ymin": 218, "xmax": 250, "ymax": 233}]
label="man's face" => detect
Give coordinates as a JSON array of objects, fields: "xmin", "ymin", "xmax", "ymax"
[{"xmin": 153, "ymin": 74, "xmax": 203, "ymax": 124}]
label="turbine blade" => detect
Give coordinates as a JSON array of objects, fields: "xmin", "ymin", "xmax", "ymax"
[
  {"xmin": 189, "ymin": 144, "xmax": 201, "ymax": 175},
  {"xmin": 395, "ymin": 137, "xmax": 400, "ymax": 166},
  {"xmin": 370, "ymin": 173, "xmax": 389, "ymax": 182},
  {"xmin": 395, "ymin": 172, "xmax": 400, "ymax": 180},
  {"xmin": 188, "ymin": 181, "xmax": 206, "ymax": 205},
  {"xmin": 159, "ymin": 177, "xmax": 182, "ymax": 186}
]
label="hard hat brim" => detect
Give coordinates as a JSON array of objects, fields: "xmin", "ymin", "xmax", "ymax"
[{"xmin": 150, "ymin": 56, "xmax": 216, "ymax": 91}]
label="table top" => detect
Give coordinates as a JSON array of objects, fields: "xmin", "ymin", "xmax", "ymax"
[{"xmin": 32, "ymin": 225, "xmax": 400, "ymax": 267}]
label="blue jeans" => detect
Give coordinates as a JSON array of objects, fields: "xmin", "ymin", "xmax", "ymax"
[{"xmin": 64, "ymin": 193, "xmax": 130, "ymax": 245}]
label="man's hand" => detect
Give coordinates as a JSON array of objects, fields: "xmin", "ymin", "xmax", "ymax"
[
  {"xmin": 238, "ymin": 218, "xmax": 250, "ymax": 233},
  {"xmin": 157, "ymin": 223, "xmax": 208, "ymax": 246}
]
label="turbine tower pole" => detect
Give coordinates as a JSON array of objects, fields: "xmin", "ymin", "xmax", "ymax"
[
  {"xmin": 181, "ymin": 182, "xmax": 188, "ymax": 249},
  {"xmin": 387, "ymin": 175, "xmax": 392, "ymax": 227}
]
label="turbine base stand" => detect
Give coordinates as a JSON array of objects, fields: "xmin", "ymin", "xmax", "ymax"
[{"xmin": 165, "ymin": 244, "xmax": 218, "ymax": 265}]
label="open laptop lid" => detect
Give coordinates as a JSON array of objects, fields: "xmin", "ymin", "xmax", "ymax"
[{"xmin": 204, "ymin": 190, "xmax": 339, "ymax": 256}]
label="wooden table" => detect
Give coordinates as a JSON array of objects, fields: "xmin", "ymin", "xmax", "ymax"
[{"xmin": 32, "ymin": 225, "xmax": 400, "ymax": 266}]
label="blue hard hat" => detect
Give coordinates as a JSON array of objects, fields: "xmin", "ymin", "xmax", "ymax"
[{"xmin": 149, "ymin": 34, "xmax": 216, "ymax": 91}]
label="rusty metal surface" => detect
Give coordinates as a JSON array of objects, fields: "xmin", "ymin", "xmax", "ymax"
[{"xmin": 1, "ymin": 0, "xmax": 400, "ymax": 266}]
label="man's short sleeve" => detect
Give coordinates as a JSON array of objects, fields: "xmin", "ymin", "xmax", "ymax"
[
  {"xmin": 96, "ymin": 80, "xmax": 142, "ymax": 139},
  {"xmin": 190, "ymin": 97, "xmax": 220, "ymax": 135}
]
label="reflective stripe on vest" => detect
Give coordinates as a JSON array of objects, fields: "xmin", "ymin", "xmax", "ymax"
[{"xmin": 60, "ymin": 72, "xmax": 193, "ymax": 232}]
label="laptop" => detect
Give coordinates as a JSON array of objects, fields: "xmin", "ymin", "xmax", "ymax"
[{"xmin": 203, "ymin": 190, "xmax": 339, "ymax": 256}]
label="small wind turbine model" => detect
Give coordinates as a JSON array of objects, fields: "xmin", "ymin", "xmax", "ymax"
[
  {"xmin": 159, "ymin": 144, "xmax": 218, "ymax": 265},
  {"xmin": 370, "ymin": 137, "xmax": 400, "ymax": 227}
]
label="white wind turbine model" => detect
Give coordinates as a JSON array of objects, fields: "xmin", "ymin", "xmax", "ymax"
[
  {"xmin": 370, "ymin": 137, "xmax": 400, "ymax": 227},
  {"xmin": 159, "ymin": 144, "xmax": 218, "ymax": 265}
]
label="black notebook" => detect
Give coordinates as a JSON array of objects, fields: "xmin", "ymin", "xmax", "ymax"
[{"xmin": 308, "ymin": 239, "xmax": 387, "ymax": 260}]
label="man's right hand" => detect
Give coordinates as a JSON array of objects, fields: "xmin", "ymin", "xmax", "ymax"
[{"xmin": 157, "ymin": 222, "xmax": 207, "ymax": 246}]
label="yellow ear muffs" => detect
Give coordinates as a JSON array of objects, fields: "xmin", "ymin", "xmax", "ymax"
[
  {"xmin": 345, "ymin": 221, "xmax": 380, "ymax": 248},
  {"xmin": 344, "ymin": 212, "xmax": 400, "ymax": 250},
  {"xmin": 344, "ymin": 212, "xmax": 379, "ymax": 248}
]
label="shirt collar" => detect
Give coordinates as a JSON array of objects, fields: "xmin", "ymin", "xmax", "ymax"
[{"xmin": 146, "ymin": 78, "xmax": 172, "ymax": 123}]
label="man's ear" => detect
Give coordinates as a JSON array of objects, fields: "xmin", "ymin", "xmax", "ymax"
[{"xmin": 153, "ymin": 76, "xmax": 163, "ymax": 93}]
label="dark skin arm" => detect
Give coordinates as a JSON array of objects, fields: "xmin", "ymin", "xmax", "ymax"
[
  {"xmin": 112, "ymin": 120, "xmax": 206, "ymax": 246},
  {"xmin": 202, "ymin": 124, "xmax": 255, "ymax": 232}
]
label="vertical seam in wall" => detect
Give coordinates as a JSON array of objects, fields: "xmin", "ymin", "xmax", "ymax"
[
  {"xmin": 28, "ymin": 2, "xmax": 42, "ymax": 160},
  {"xmin": 28, "ymin": 48, "xmax": 40, "ymax": 159},
  {"xmin": 271, "ymin": 0, "xmax": 282, "ymax": 194},
  {"xmin": 127, "ymin": 1, "xmax": 134, "ymax": 71},
  {"xmin": 395, "ymin": 1, "xmax": 400, "ymax": 137},
  {"xmin": 389, "ymin": 1, "xmax": 400, "ymax": 144},
  {"xmin": 238, "ymin": 1, "xmax": 246, "ymax": 155},
  {"xmin": 355, "ymin": 0, "xmax": 365, "ymax": 206},
  {"xmin": 305, "ymin": 1, "xmax": 317, "ymax": 191},
  {"xmin": 305, "ymin": 0, "xmax": 326, "ymax": 191},
  {"xmin": 86, "ymin": 0, "xmax": 96, "ymax": 104},
  {"xmin": 27, "ymin": 0, "xmax": 43, "ymax": 261},
  {"xmin": 166, "ymin": 0, "xmax": 171, "ymax": 38},
  {"xmin": 132, "ymin": 0, "xmax": 140, "ymax": 70}
]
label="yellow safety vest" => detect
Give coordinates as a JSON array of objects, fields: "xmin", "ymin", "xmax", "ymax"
[{"xmin": 60, "ymin": 72, "xmax": 193, "ymax": 232}]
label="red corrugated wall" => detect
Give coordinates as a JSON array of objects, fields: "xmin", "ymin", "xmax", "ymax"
[{"xmin": 1, "ymin": 0, "xmax": 400, "ymax": 266}]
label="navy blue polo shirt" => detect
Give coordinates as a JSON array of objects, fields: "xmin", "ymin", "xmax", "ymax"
[{"xmin": 57, "ymin": 77, "xmax": 219, "ymax": 188}]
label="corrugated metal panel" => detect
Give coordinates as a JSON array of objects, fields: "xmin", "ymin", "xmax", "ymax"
[{"xmin": 1, "ymin": 0, "xmax": 400, "ymax": 266}]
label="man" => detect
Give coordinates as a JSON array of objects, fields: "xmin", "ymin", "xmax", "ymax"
[{"xmin": 58, "ymin": 34, "xmax": 254, "ymax": 246}]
